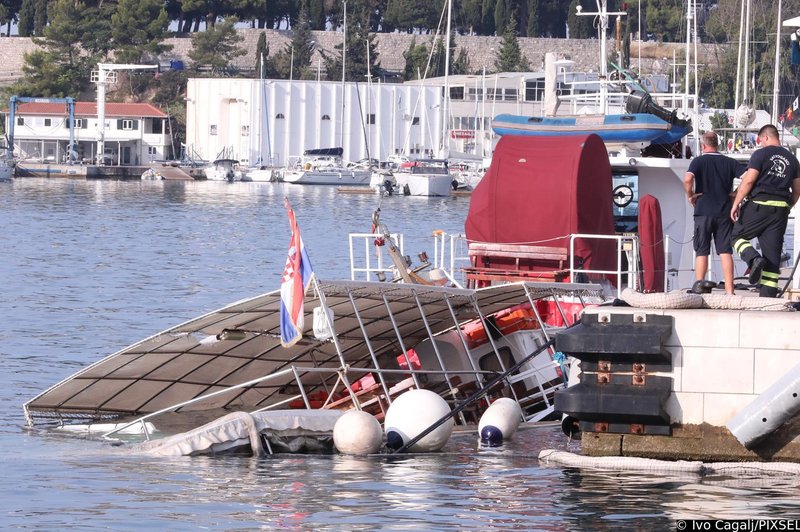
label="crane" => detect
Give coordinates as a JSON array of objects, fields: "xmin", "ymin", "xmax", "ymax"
[{"xmin": 91, "ymin": 63, "xmax": 157, "ymax": 164}]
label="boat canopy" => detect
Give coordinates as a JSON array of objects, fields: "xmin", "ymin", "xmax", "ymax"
[
  {"xmin": 465, "ymin": 134, "xmax": 617, "ymax": 276},
  {"xmin": 24, "ymin": 280, "xmax": 602, "ymax": 426}
]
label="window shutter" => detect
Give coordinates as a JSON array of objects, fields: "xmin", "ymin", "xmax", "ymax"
[
  {"xmin": 117, "ymin": 119, "xmax": 123, "ymax": 129},
  {"xmin": 132, "ymin": 120, "xmax": 139, "ymax": 130}
]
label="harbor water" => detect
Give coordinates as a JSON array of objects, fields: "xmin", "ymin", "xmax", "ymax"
[{"xmin": 2, "ymin": 178, "xmax": 800, "ymax": 529}]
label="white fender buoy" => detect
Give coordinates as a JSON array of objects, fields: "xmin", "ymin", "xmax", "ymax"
[
  {"xmin": 478, "ymin": 397, "xmax": 522, "ymax": 446},
  {"xmin": 384, "ymin": 389, "xmax": 453, "ymax": 452},
  {"xmin": 333, "ymin": 410, "xmax": 383, "ymax": 455}
]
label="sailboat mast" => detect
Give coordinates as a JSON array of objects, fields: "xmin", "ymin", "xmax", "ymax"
[
  {"xmin": 441, "ymin": 0, "xmax": 452, "ymax": 157},
  {"xmin": 341, "ymin": 0, "xmax": 347, "ymax": 148},
  {"xmin": 772, "ymin": 0, "xmax": 783, "ymax": 126}
]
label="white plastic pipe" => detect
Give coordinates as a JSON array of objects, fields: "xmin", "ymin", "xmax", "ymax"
[{"xmin": 727, "ymin": 360, "xmax": 800, "ymax": 448}]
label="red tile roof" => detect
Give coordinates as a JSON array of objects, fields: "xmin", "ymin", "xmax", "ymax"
[{"xmin": 11, "ymin": 101, "xmax": 167, "ymax": 118}]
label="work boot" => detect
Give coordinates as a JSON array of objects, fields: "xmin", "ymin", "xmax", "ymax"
[{"xmin": 748, "ymin": 256, "xmax": 765, "ymax": 285}]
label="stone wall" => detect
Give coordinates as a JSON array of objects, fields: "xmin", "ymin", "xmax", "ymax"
[{"xmin": 0, "ymin": 28, "xmax": 726, "ymax": 86}]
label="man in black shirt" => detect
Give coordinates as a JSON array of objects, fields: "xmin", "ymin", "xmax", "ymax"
[
  {"xmin": 730, "ymin": 124, "xmax": 800, "ymax": 297},
  {"xmin": 684, "ymin": 131, "xmax": 743, "ymax": 295}
]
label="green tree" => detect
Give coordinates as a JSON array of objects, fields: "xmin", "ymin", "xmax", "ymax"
[
  {"xmin": 493, "ymin": 0, "xmax": 507, "ymax": 37},
  {"xmin": 323, "ymin": 7, "xmax": 380, "ymax": 82},
  {"xmin": 110, "ymin": 0, "xmax": 171, "ymax": 63},
  {"xmin": 644, "ymin": 0, "xmax": 683, "ymax": 42},
  {"xmin": 452, "ymin": 47, "xmax": 471, "ymax": 75},
  {"xmin": 17, "ymin": 0, "xmax": 32, "ymax": 37},
  {"xmin": 272, "ymin": 5, "xmax": 315, "ymax": 79},
  {"xmin": 309, "ymin": 0, "xmax": 325, "ymax": 30},
  {"xmin": 567, "ymin": 0, "xmax": 593, "ymax": 39},
  {"xmin": 14, "ymin": 0, "xmax": 105, "ymax": 97},
  {"xmin": 33, "ymin": 0, "xmax": 46, "ymax": 35},
  {"xmin": 384, "ymin": 0, "xmax": 440, "ymax": 33},
  {"xmin": 481, "ymin": 0, "xmax": 495, "ymax": 36},
  {"xmin": 188, "ymin": 17, "xmax": 247, "ymax": 75},
  {"xmin": 525, "ymin": 0, "xmax": 538, "ymax": 37},
  {"xmin": 457, "ymin": 0, "xmax": 483, "ymax": 35},
  {"xmin": 254, "ymin": 31, "xmax": 269, "ymax": 77},
  {"xmin": 402, "ymin": 37, "xmax": 429, "ymax": 80},
  {"xmin": 494, "ymin": 20, "xmax": 529, "ymax": 72}
]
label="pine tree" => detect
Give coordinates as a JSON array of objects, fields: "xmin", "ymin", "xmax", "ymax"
[
  {"xmin": 526, "ymin": 0, "xmax": 538, "ymax": 37},
  {"xmin": 402, "ymin": 37, "xmax": 429, "ymax": 81},
  {"xmin": 34, "ymin": 0, "xmax": 48, "ymax": 35},
  {"xmin": 323, "ymin": 7, "xmax": 380, "ymax": 82},
  {"xmin": 18, "ymin": 0, "xmax": 33, "ymax": 37},
  {"xmin": 494, "ymin": 20, "xmax": 529, "ymax": 73},
  {"xmin": 188, "ymin": 17, "xmax": 247, "ymax": 75},
  {"xmin": 254, "ymin": 31, "xmax": 269, "ymax": 77},
  {"xmin": 481, "ymin": 0, "xmax": 495, "ymax": 36},
  {"xmin": 110, "ymin": 0, "xmax": 172, "ymax": 63},
  {"xmin": 493, "ymin": 0, "xmax": 507, "ymax": 38},
  {"xmin": 309, "ymin": 0, "xmax": 325, "ymax": 30}
]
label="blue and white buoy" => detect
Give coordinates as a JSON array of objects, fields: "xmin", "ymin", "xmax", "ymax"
[
  {"xmin": 384, "ymin": 389, "xmax": 453, "ymax": 452},
  {"xmin": 478, "ymin": 397, "xmax": 522, "ymax": 446}
]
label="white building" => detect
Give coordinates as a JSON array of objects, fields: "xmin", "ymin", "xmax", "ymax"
[
  {"xmin": 5, "ymin": 101, "xmax": 171, "ymax": 165},
  {"xmin": 185, "ymin": 67, "xmax": 674, "ymax": 167}
]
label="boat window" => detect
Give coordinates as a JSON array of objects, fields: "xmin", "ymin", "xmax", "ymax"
[
  {"xmin": 612, "ymin": 171, "xmax": 640, "ymax": 233},
  {"xmin": 479, "ymin": 347, "xmax": 514, "ymax": 373},
  {"xmin": 504, "ymin": 88, "xmax": 518, "ymax": 101}
]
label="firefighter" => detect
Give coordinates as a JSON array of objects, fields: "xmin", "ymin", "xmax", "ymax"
[{"xmin": 730, "ymin": 125, "xmax": 800, "ymax": 297}]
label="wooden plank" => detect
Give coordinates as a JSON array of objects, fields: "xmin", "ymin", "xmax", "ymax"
[{"xmin": 468, "ymin": 242, "xmax": 568, "ymax": 261}]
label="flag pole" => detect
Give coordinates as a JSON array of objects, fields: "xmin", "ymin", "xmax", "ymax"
[
  {"xmin": 284, "ymin": 197, "xmax": 359, "ymax": 407},
  {"xmin": 310, "ymin": 275, "xmax": 360, "ymax": 408}
]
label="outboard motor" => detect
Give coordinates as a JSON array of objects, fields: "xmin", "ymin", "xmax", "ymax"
[{"xmin": 625, "ymin": 90, "xmax": 690, "ymax": 129}]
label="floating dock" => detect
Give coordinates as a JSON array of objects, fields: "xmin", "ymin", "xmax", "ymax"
[{"xmin": 15, "ymin": 163, "xmax": 196, "ymax": 180}]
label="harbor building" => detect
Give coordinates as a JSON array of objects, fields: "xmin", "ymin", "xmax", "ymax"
[
  {"xmin": 186, "ymin": 64, "xmax": 673, "ymax": 167},
  {"xmin": 3, "ymin": 101, "xmax": 171, "ymax": 165}
]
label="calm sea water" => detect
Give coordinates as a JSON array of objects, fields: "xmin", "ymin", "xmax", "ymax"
[{"xmin": 2, "ymin": 178, "xmax": 799, "ymax": 530}]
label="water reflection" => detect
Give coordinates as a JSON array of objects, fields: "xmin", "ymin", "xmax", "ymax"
[{"xmin": 4, "ymin": 179, "xmax": 800, "ymax": 528}]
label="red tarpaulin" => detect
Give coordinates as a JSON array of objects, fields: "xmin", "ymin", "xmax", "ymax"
[{"xmin": 465, "ymin": 134, "xmax": 616, "ymax": 279}]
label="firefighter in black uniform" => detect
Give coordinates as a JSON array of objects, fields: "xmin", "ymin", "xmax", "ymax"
[{"xmin": 730, "ymin": 125, "xmax": 800, "ymax": 297}]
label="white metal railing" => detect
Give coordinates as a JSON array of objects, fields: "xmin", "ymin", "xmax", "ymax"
[
  {"xmin": 349, "ymin": 232, "xmax": 404, "ymax": 281},
  {"xmin": 568, "ymin": 233, "xmax": 641, "ymax": 297},
  {"xmin": 350, "ymin": 230, "xmax": 654, "ymax": 296},
  {"xmin": 431, "ymin": 231, "xmax": 470, "ymax": 286}
]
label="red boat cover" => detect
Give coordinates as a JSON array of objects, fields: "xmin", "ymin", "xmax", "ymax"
[
  {"xmin": 465, "ymin": 134, "xmax": 616, "ymax": 278},
  {"xmin": 638, "ymin": 194, "xmax": 665, "ymax": 292}
]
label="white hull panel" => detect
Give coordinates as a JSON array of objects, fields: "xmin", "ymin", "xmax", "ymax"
[
  {"xmin": 282, "ymin": 169, "xmax": 371, "ymax": 186},
  {"xmin": 406, "ymin": 174, "xmax": 453, "ymax": 196}
]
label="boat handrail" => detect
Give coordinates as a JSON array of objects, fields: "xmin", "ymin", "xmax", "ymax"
[
  {"xmin": 101, "ymin": 362, "xmax": 503, "ymax": 440},
  {"xmin": 569, "ymin": 233, "xmax": 641, "ymax": 297},
  {"xmin": 349, "ymin": 232, "xmax": 405, "ymax": 281}
]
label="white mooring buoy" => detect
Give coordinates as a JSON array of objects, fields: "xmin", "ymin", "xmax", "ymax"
[
  {"xmin": 478, "ymin": 397, "xmax": 522, "ymax": 446},
  {"xmin": 384, "ymin": 389, "xmax": 453, "ymax": 453},
  {"xmin": 333, "ymin": 410, "xmax": 383, "ymax": 455}
]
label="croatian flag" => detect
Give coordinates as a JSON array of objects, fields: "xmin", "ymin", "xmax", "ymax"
[{"xmin": 280, "ymin": 200, "xmax": 315, "ymax": 347}]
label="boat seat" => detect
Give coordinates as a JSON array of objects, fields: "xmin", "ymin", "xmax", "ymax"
[{"xmin": 464, "ymin": 242, "xmax": 570, "ymax": 286}]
